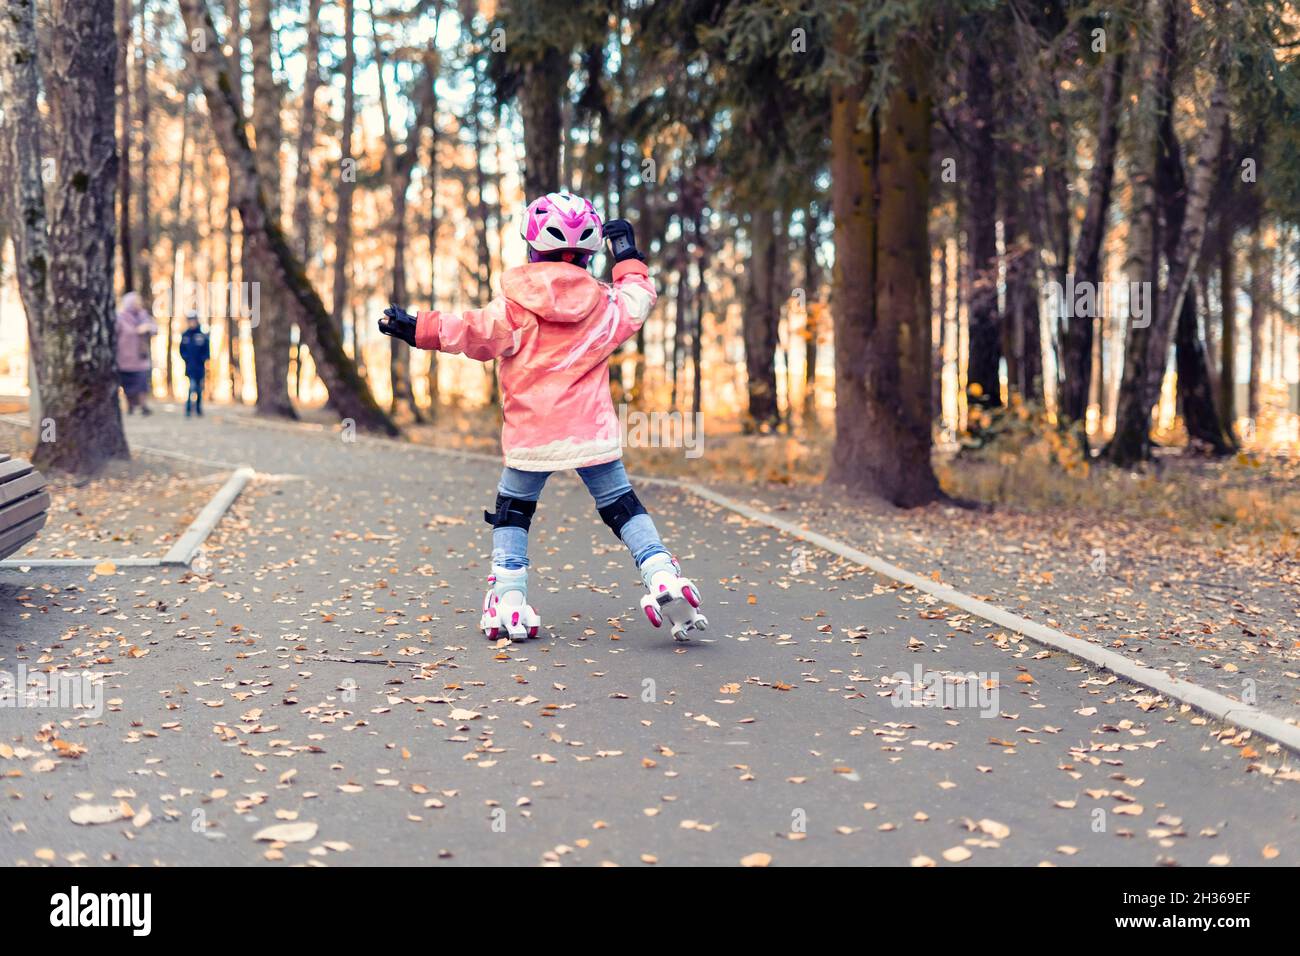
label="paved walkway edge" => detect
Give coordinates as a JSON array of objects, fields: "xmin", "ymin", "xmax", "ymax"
[{"xmin": 669, "ymin": 480, "xmax": 1300, "ymax": 754}]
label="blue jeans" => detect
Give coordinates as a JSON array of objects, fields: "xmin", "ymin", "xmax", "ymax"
[
  {"xmin": 185, "ymin": 376, "xmax": 204, "ymax": 415},
  {"xmin": 493, "ymin": 460, "xmax": 668, "ymax": 571}
]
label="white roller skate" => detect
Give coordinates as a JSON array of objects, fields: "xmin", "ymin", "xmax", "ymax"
[
  {"xmin": 480, "ymin": 566, "xmax": 541, "ymax": 641},
  {"xmin": 638, "ymin": 553, "xmax": 708, "ymax": 641}
]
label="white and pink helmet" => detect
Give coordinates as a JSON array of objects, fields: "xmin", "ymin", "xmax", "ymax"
[{"xmin": 521, "ymin": 190, "xmax": 603, "ymax": 264}]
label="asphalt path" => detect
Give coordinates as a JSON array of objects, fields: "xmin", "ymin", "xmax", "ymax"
[{"xmin": 1, "ymin": 411, "xmax": 1295, "ymax": 866}]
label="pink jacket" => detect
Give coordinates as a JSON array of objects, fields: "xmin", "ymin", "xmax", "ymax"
[
  {"xmin": 415, "ymin": 259, "xmax": 656, "ymax": 471},
  {"xmin": 116, "ymin": 306, "xmax": 159, "ymax": 373}
]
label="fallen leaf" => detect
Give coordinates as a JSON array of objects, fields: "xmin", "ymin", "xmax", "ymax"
[{"xmin": 253, "ymin": 821, "xmax": 318, "ymax": 844}]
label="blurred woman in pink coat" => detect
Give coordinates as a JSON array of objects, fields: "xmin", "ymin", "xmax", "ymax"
[
  {"xmin": 116, "ymin": 292, "xmax": 158, "ymax": 415},
  {"xmin": 379, "ymin": 191, "xmax": 707, "ymax": 643}
]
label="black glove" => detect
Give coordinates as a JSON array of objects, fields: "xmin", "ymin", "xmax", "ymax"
[
  {"xmin": 378, "ymin": 304, "xmax": 417, "ymax": 347},
  {"xmin": 603, "ymin": 219, "xmax": 645, "ymax": 264}
]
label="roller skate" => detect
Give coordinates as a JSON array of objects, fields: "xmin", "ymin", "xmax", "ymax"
[
  {"xmin": 638, "ymin": 553, "xmax": 707, "ymax": 641},
  {"xmin": 480, "ymin": 566, "xmax": 541, "ymax": 641}
]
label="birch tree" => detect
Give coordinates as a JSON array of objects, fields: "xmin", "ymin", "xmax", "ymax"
[{"xmin": 178, "ymin": 0, "xmax": 399, "ymax": 434}]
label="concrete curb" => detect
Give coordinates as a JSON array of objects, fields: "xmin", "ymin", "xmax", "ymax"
[
  {"xmin": 145, "ymin": 411, "xmax": 1300, "ymax": 753},
  {"xmin": 0, "ymin": 557, "xmax": 167, "ymax": 569},
  {"xmin": 161, "ymin": 466, "xmax": 255, "ymax": 566}
]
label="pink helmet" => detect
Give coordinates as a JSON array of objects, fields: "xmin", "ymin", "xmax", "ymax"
[{"xmin": 521, "ymin": 190, "xmax": 603, "ymax": 263}]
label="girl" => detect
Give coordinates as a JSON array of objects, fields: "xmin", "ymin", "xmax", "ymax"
[{"xmin": 379, "ymin": 191, "xmax": 707, "ymax": 642}]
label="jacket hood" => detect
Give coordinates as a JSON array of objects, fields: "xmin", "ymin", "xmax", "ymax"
[{"xmin": 501, "ymin": 262, "xmax": 604, "ymax": 323}]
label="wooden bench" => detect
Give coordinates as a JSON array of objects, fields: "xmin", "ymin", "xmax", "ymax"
[{"xmin": 0, "ymin": 453, "xmax": 50, "ymax": 561}]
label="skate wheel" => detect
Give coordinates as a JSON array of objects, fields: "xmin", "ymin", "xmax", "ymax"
[
  {"xmin": 644, "ymin": 604, "xmax": 662, "ymax": 628},
  {"xmin": 528, "ymin": 626, "xmax": 539, "ymax": 638},
  {"xmin": 683, "ymin": 585, "xmax": 700, "ymax": 608},
  {"xmin": 485, "ymin": 626, "xmax": 499, "ymax": 639}
]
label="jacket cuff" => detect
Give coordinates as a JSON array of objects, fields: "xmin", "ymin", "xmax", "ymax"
[
  {"xmin": 414, "ymin": 311, "xmax": 440, "ymax": 350},
  {"xmin": 612, "ymin": 259, "xmax": 649, "ymax": 281}
]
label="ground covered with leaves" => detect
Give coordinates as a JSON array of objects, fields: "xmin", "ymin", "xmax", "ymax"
[{"xmin": 0, "ymin": 420, "xmax": 224, "ymax": 561}]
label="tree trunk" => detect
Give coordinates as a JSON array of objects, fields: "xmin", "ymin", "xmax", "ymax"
[
  {"xmin": 290, "ymin": 0, "xmax": 321, "ymax": 262},
  {"xmin": 1269, "ymin": 252, "xmax": 1282, "ymax": 384},
  {"xmin": 225, "ymin": 208, "xmax": 243, "ymax": 401},
  {"xmin": 116, "ymin": 0, "xmax": 135, "ymax": 294},
  {"xmin": 1162, "ymin": 161, "xmax": 1231, "ymax": 449},
  {"xmin": 774, "ymin": 206, "xmax": 792, "ymax": 430},
  {"xmin": 490, "ymin": 107, "xmax": 507, "ymax": 405},
  {"xmin": 1108, "ymin": 4, "xmax": 1170, "ymax": 464},
  {"xmin": 1247, "ymin": 224, "xmax": 1263, "ymax": 422},
  {"xmin": 165, "ymin": 97, "xmax": 190, "ymax": 399},
  {"xmin": 289, "ymin": 0, "xmax": 320, "ymax": 397},
  {"xmin": 519, "ymin": 48, "xmax": 565, "ymax": 197},
  {"xmin": 933, "ymin": 238, "xmax": 947, "ymax": 424},
  {"xmin": 371, "ymin": 11, "xmax": 438, "ymax": 423},
  {"xmin": 248, "ymin": 0, "xmax": 296, "ymax": 417},
  {"xmin": 1200, "ymin": 257, "xmax": 1216, "ymax": 373},
  {"xmin": 424, "ymin": 106, "xmax": 439, "ymax": 416},
  {"xmin": 803, "ymin": 209, "xmax": 820, "ymax": 414},
  {"xmin": 223, "ymin": 0, "xmax": 243, "ymax": 402},
  {"xmin": 827, "ymin": 62, "xmax": 876, "ymax": 489},
  {"xmin": 388, "ymin": 183, "xmax": 421, "ymax": 421},
  {"xmin": 964, "ymin": 47, "xmax": 1001, "ymax": 412},
  {"xmin": 1152, "ymin": 12, "xmax": 1231, "ymax": 456},
  {"xmin": 30, "ymin": 0, "xmax": 131, "ymax": 473},
  {"xmin": 222, "ymin": 0, "xmax": 244, "ymax": 115},
  {"xmin": 1107, "ymin": 61, "xmax": 1227, "ymax": 465},
  {"xmin": 136, "ymin": 0, "xmax": 153, "ymax": 306},
  {"xmin": 467, "ymin": 76, "xmax": 498, "ymax": 406},
  {"xmin": 1059, "ymin": 50, "xmax": 1124, "ymax": 429},
  {"xmin": 670, "ymin": 219, "xmax": 689, "ymax": 409},
  {"xmin": 1175, "ymin": 283, "xmax": 1232, "ymax": 453},
  {"xmin": 331, "ymin": 0, "xmax": 357, "ymax": 335},
  {"xmin": 179, "ymin": 0, "xmax": 398, "ymax": 434},
  {"xmin": 827, "ymin": 34, "xmax": 940, "ymax": 506},
  {"xmin": 1217, "ymin": 189, "xmax": 1237, "ymax": 427},
  {"xmin": 604, "ymin": 39, "xmax": 627, "ymax": 397},
  {"xmin": 0, "ymin": 0, "xmax": 51, "ymax": 392},
  {"xmin": 1001, "ymin": 153, "xmax": 1042, "ymax": 404},
  {"xmin": 631, "ymin": 185, "xmax": 655, "ymax": 402},
  {"xmin": 870, "ymin": 37, "xmax": 941, "ymax": 504},
  {"xmin": 692, "ymin": 205, "xmax": 706, "ymax": 420},
  {"xmin": 743, "ymin": 206, "xmax": 779, "ymax": 431}
]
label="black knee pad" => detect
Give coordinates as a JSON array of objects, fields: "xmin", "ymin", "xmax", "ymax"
[
  {"xmin": 597, "ymin": 490, "xmax": 647, "ymax": 538},
  {"xmin": 484, "ymin": 495, "xmax": 537, "ymax": 530}
]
